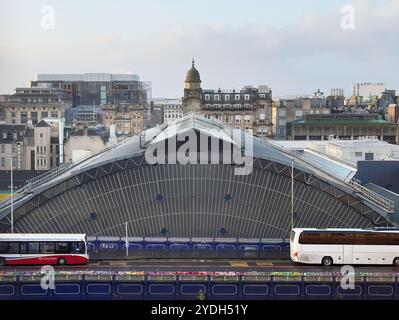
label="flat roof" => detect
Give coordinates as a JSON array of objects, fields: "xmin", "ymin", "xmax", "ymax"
[{"xmin": 36, "ymin": 73, "xmax": 140, "ymax": 82}]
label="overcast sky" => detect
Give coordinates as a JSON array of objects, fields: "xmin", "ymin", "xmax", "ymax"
[{"xmin": 0, "ymin": 0, "xmax": 398, "ymax": 98}]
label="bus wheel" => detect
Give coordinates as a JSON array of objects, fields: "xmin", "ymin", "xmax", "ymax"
[
  {"xmin": 322, "ymin": 257, "xmax": 333, "ymax": 266},
  {"xmin": 393, "ymin": 258, "xmax": 399, "ymax": 267},
  {"xmin": 58, "ymin": 258, "xmax": 67, "ymax": 266},
  {"xmin": 0, "ymin": 257, "xmax": 5, "ymax": 266}
]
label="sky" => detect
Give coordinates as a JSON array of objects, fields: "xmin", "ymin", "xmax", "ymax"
[{"xmin": 0, "ymin": 0, "xmax": 398, "ymax": 98}]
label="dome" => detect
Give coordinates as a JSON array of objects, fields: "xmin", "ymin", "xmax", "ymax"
[{"xmin": 185, "ymin": 59, "xmax": 201, "ymax": 82}]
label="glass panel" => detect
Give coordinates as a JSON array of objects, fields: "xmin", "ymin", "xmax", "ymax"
[
  {"xmin": 8, "ymin": 242, "xmax": 19, "ymax": 254},
  {"xmin": 0, "ymin": 242, "xmax": 8, "ymax": 254},
  {"xmin": 55, "ymin": 242, "xmax": 70, "ymax": 253},
  {"xmin": 20, "ymin": 242, "xmax": 29, "ymax": 254},
  {"xmin": 28, "ymin": 242, "xmax": 40, "ymax": 254},
  {"xmin": 71, "ymin": 242, "xmax": 85, "ymax": 254},
  {"xmin": 40, "ymin": 242, "xmax": 55, "ymax": 254}
]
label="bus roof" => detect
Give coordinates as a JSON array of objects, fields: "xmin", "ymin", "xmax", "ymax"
[{"xmin": 0, "ymin": 234, "xmax": 86, "ymax": 242}]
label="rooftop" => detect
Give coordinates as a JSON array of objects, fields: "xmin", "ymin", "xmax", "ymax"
[{"xmin": 36, "ymin": 73, "xmax": 140, "ymax": 82}]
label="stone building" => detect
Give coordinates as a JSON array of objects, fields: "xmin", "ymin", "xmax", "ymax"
[
  {"xmin": 182, "ymin": 60, "xmax": 273, "ymax": 137},
  {"xmin": 0, "ymin": 120, "xmax": 61, "ymax": 171},
  {"xmin": 152, "ymin": 98, "xmax": 183, "ymax": 125},
  {"xmin": 102, "ymin": 104, "xmax": 146, "ymax": 140},
  {"xmin": 273, "ymin": 94, "xmax": 331, "ymax": 139},
  {"xmin": 64, "ymin": 126, "xmax": 108, "ymax": 163},
  {"xmin": 0, "ymin": 85, "xmax": 72, "ymax": 125}
]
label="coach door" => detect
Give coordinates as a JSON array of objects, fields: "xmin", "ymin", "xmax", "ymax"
[{"xmin": 343, "ymin": 245, "xmax": 353, "ymax": 264}]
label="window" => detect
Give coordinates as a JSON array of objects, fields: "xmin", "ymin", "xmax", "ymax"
[
  {"xmin": 355, "ymin": 152, "xmax": 362, "ymax": 157},
  {"xmin": 51, "ymin": 111, "xmax": 58, "ymax": 118},
  {"xmin": 31, "ymin": 112, "xmax": 38, "ymax": 125},
  {"xmin": 42, "ymin": 111, "xmax": 48, "ymax": 119},
  {"xmin": 20, "ymin": 242, "xmax": 29, "ymax": 254},
  {"xmin": 214, "ymin": 95, "xmax": 220, "ymax": 101},
  {"xmin": 0, "ymin": 158, "xmax": 4, "ymax": 167},
  {"xmin": 71, "ymin": 242, "xmax": 85, "ymax": 254},
  {"xmin": 235, "ymin": 94, "xmax": 240, "ymax": 100},
  {"xmin": 244, "ymin": 94, "xmax": 250, "ymax": 100},
  {"xmin": 20, "ymin": 112, "xmax": 28, "ymax": 124},
  {"xmin": 0, "ymin": 242, "xmax": 8, "ymax": 254},
  {"xmin": 40, "ymin": 242, "xmax": 55, "ymax": 254},
  {"xmin": 225, "ymin": 95, "xmax": 230, "ymax": 101},
  {"xmin": 55, "ymin": 242, "xmax": 70, "ymax": 253},
  {"xmin": 8, "ymin": 242, "xmax": 19, "ymax": 254},
  {"xmin": 205, "ymin": 94, "xmax": 210, "ymax": 101},
  {"xmin": 0, "ymin": 145, "xmax": 4, "ymax": 153},
  {"xmin": 28, "ymin": 242, "xmax": 40, "ymax": 254}
]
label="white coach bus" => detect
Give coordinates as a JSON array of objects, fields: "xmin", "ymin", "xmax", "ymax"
[{"xmin": 290, "ymin": 228, "xmax": 399, "ymax": 267}]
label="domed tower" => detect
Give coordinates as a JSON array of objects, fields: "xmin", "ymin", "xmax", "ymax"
[{"xmin": 182, "ymin": 59, "xmax": 203, "ymax": 114}]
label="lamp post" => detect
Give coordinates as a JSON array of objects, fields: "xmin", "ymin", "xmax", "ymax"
[
  {"xmin": 10, "ymin": 131, "xmax": 16, "ymax": 233},
  {"xmin": 291, "ymin": 159, "xmax": 295, "ymax": 230}
]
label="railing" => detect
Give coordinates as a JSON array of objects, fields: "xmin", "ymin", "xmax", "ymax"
[
  {"xmin": 264, "ymin": 139, "xmax": 395, "ymax": 214},
  {"xmin": 21, "ymin": 162, "xmax": 74, "ymax": 192},
  {"xmin": 0, "ymin": 162, "xmax": 75, "ymax": 206},
  {"xmin": 348, "ymin": 178, "xmax": 395, "ymax": 213}
]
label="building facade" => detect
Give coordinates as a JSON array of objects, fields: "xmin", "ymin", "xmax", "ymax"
[
  {"xmin": 182, "ymin": 61, "xmax": 274, "ymax": 137},
  {"xmin": 0, "ymin": 86, "xmax": 72, "ymax": 125},
  {"xmin": 0, "ymin": 120, "xmax": 61, "ymax": 171},
  {"xmin": 64, "ymin": 126, "xmax": 108, "ymax": 163},
  {"xmin": 287, "ymin": 113, "xmax": 399, "ymax": 143},
  {"xmin": 31, "ymin": 73, "xmax": 149, "ymax": 107},
  {"xmin": 102, "ymin": 104, "xmax": 147, "ymax": 140},
  {"xmin": 273, "ymin": 95, "xmax": 331, "ymax": 139},
  {"xmin": 352, "ymin": 83, "xmax": 386, "ymax": 103},
  {"xmin": 152, "ymin": 98, "xmax": 183, "ymax": 125}
]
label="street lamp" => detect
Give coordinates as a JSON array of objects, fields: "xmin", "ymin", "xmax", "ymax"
[
  {"xmin": 10, "ymin": 130, "xmax": 16, "ymax": 233},
  {"xmin": 291, "ymin": 159, "xmax": 295, "ymax": 230}
]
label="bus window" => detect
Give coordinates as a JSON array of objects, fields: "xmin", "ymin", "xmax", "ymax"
[
  {"xmin": 0, "ymin": 243, "xmax": 8, "ymax": 254},
  {"xmin": 8, "ymin": 242, "xmax": 19, "ymax": 254},
  {"xmin": 28, "ymin": 242, "xmax": 40, "ymax": 254},
  {"xmin": 72, "ymin": 242, "xmax": 85, "ymax": 254},
  {"xmin": 55, "ymin": 242, "xmax": 70, "ymax": 253},
  {"xmin": 40, "ymin": 242, "xmax": 55, "ymax": 254},
  {"xmin": 20, "ymin": 242, "xmax": 29, "ymax": 254}
]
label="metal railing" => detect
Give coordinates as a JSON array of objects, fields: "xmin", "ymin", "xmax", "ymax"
[
  {"xmin": 348, "ymin": 178, "xmax": 395, "ymax": 213},
  {"xmin": 24, "ymin": 162, "xmax": 74, "ymax": 190},
  {"xmin": 264, "ymin": 139, "xmax": 395, "ymax": 214}
]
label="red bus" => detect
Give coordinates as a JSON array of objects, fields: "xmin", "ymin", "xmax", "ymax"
[{"xmin": 0, "ymin": 234, "xmax": 89, "ymax": 266}]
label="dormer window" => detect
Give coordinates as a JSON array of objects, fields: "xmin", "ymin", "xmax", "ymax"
[
  {"xmin": 225, "ymin": 95, "xmax": 230, "ymax": 101},
  {"xmin": 244, "ymin": 94, "xmax": 250, "ymax": 100},
  {"xmin": 235, "ymin": 94, "xmax": 240, "ymax": 100},
  {"xmin": 214, "ymin": 94, "xmax": 220, "ymax": 101},
  {"xmin": 205, "ymin": 94, "xmax": 210, "ymax": 101}
]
